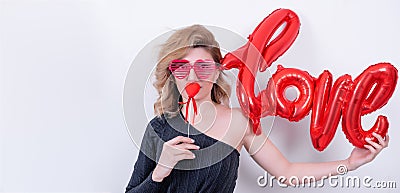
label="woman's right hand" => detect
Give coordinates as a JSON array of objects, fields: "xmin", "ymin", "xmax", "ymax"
[{"xmin": 152, "ymin": 136, "xmax": 199, "ymax": 182}]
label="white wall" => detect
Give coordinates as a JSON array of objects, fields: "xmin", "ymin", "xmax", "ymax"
[{"xmin": 1, "ymin": 0, "xmax": 399, "ymax": 193}]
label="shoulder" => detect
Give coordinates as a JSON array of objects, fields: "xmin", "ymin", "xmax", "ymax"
[
  {"xmin": 217, "ymin": 105, "xmax": 247, "ymax": 121},
  {"xmin": 149, "ymin": 115, "xmax": 166, "ymax": 128},
  {"xmin": 217, "ymin": 106, "xmax": 270, "ymax": 154},
  {"xmin": 218, "ymin": 106, "xmax": 254, "ymax": 141},
  {"xmin": 230, "ymin": 107, "xmax": 248, "ymax": 121},
  {"xmin": 230, "ymin": 107, "xmax": 252, "ymax": 130},
  {"xmin": 145, "ymin": 114, "xmax": 168, "ymax": 137}
]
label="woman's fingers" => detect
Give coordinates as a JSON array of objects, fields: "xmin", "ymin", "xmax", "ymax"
[
  {"xmin": 363, "ymin": 144, "xmax": 377, "ymax": 154},
  {"xmin": 158, "ymin": 136, "xmax": 198, "ymax": 171},
  {"xmin": 164, "ymin": 136, "xmax": 198, "ymax": 158},
  {"xmin": 372, "ymin": 133, "xmax": 384, "ymax": 144},
  {"xmin": 384, "ymin": 134, "xmax": 390, "ymax": 147},
  {"xmin": 167, "ymin": 136, "xmax": 195, "ymax": 145},
  {"xmin": 175, "ymin": 151, "xmax": 196, "ymax": 160},
  {"xmin": 366, "ymin": 138, "xmax": 382, "ymax": 151},
  {"xmin": 176, "ymin": 143, "xmax": 200, "ymax": 150},
  {"xmin": 372, "ymin": 132, "xmax": 389, "ymax": 148}
]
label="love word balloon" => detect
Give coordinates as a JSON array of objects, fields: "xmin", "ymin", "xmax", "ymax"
[{"xmin": 221, "ymin": 8, "xmax": 398, "ymax": 151}]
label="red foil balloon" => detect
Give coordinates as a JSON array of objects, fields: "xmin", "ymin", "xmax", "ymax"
[
  {"xmin": 310, "ymin": 72, "xmax": 353, "ymax": 151},
  {"xmin": 342, "ymin": 63, "xmax": 398, "ymax": 148},
  {"xmin": 272, "ymin": 65, "xmax": 315, "ymax": 121},
  {"xmin": 221, "ymin": 9, "xmax": 300, "ymax": 134},
  {"xmin": 220, "ymin": 8, "xmax": 397, "ymax": 151}
]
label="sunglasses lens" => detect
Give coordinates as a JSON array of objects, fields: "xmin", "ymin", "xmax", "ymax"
[
  {"xmin": 170, "ymin": 61, "xmax": 189, "ymax": 79},
  {"xmin": 194, "ymin": 61, "xmax": 216, "ymax": 79}
]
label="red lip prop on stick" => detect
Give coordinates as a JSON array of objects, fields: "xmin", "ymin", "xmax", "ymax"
[{"xmin": 180, "ymin": 82, "xmax": 200, "ymax": 124}]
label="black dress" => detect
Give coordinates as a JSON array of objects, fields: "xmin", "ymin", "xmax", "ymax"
[{"xmin": 125, "ymin": 113, "xmax": 240, "ymax": 193}]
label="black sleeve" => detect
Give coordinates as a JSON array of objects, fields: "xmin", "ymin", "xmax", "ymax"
[{"xmin": 125, "ymin": 120, "xmax": 166, "ymax": 193}]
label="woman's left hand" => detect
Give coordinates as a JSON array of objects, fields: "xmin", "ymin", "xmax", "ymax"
[{"xmin": 346, "ymin": 132, "xmax": 389, "ymax": 171}]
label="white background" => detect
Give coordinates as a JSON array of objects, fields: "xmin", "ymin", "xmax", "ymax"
[{"xmin": 1, "ymin": 0, "xmax": 399, "ymax": 193}]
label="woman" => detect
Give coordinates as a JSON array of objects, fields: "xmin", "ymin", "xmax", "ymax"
[{"xmin": 125, "ymin": 25, "xmax": 389, "ymax": 193}]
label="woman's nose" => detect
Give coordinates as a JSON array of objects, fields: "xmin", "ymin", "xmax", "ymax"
[{"xmin": 187, "ymin": 68, "xmax": 199, "ymax": 81}]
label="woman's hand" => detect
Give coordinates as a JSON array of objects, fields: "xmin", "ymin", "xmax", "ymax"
[
  {"xmin": 152, "ymin": 136, "xmax": 199, "ymax": 182},
  {"xmin": 346, "ymin": 132, "xmax": 389, "ymax": 171}
]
